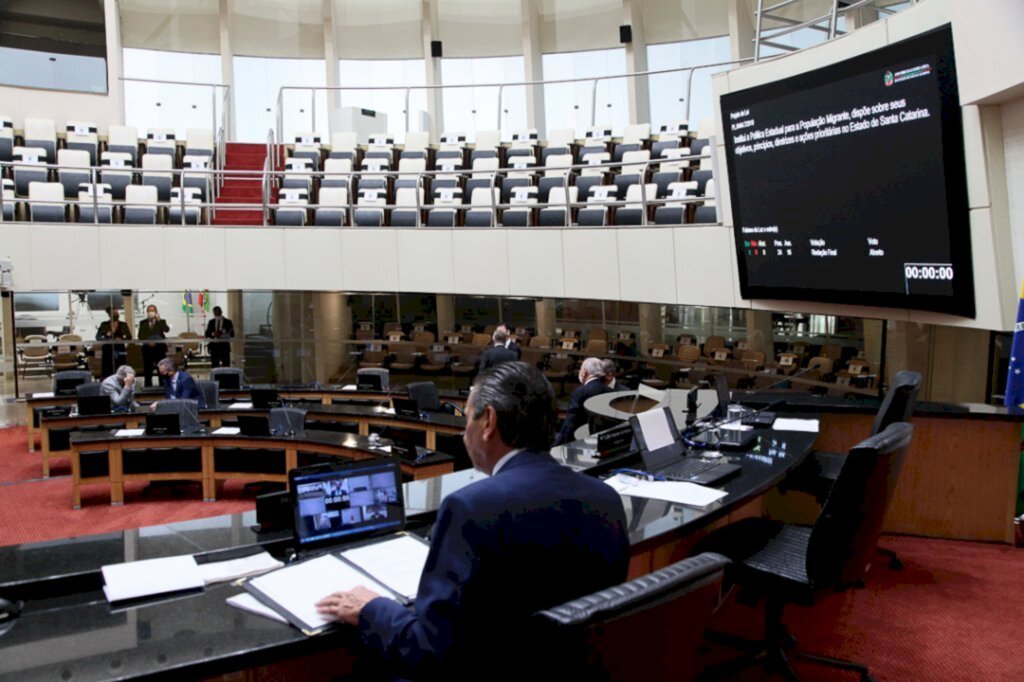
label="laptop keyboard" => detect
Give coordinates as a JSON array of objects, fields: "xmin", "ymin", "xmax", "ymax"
[{"xmin": 661, "ymin": 458, "xmax": 727, "ymax": 481}]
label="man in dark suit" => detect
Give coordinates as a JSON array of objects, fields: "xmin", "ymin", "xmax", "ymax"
[
  {"xmin": 496, "ymin": 323, "xmax": 521, "ymax": 359},
  {"xmin": 153, "ymin": 357, "xmax": 206, "ymax": 408},
  {"xmin": 478, "ymin": 329, "xmax": 517, "ymax": 370},
  {"xmin": 555, "ymin": 357, "xmax": 612, "ymax": 445},
  {"xmin": 316, "ymin": 361, "xmax": 629, "ymax": 680},
  {"xmin": 204, "ymin": 306, "xmax": 234, "ymax": 368},
  {"xmin": 138, "ymin": 304, "xmax": 170, "ymax": 387}
]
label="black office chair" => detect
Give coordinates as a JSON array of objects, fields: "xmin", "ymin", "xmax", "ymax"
[
  {"xmin": 269, "ymin": 407, "xmax": 306, "ymax": 435},
  {"xmin": 697, "ymin": 422, "xmax": 914, "ymax": 682},
  {"xmin": 534, "ymin": 553, "xmax": 730, "ymax": 682},
  {"xmin": 406, "ymin": 381, "xmax": 462, "ymax": 415},
  {"xmin": 140, "ymin": 399, "xmax": 204, "ymax": 498},
  {"xmin": 75, "ymin": 382, "xmax": 103, "ymax": 398},
  {"xmin": 195, "ymin": 379, "xmax": 219, "ymax": 410}
]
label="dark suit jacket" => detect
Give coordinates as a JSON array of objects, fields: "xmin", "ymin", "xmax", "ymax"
[
  {"xmin": 204, "ymin": 316, "xmax": 235, "ymax": 340},
  {"xmin": 555, "ymin": 378, "xmax": 611, "ymax": 445},
  {"xmin": 478, "ymin": 344, "xmax": 517, "ymax": 370},
  {"xmin": 359, "ymin": 450, "xmax": 629, "ymax": 679},
  {"xmin": 164, "ymin": 370, "xmax": 206, "ymax": 408},
  {"xmin": 505, "ymin": 340, "xmax": 521, "ymax": 359}
]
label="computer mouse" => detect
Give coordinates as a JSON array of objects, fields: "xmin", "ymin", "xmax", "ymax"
[{"xmin": 0, "ymin": 597, "xmax": 23, "ymax": 622}]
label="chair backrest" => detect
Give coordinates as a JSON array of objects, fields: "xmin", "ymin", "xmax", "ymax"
[
  {"xmin": 75, "ymin": 382, "xmax": 103, "ymax": 398},
  {"xmin": 211, "ymin": 367, "xmax": 244, "ymax": 382},
  {"xmin": 534, "ymin": 552, "xmax": 729, "ymax": 682},
  {"xmin": 269, "ymin": 407, "xmax": 306, "ymax": 435},
  {"xmin": 195, "ymin": 380, "xmax": 219, "ymax": 409},
  {"xmin": 356, "ymin": 367, "xmax": 390, "ymax": 390},
  {"xmin": 53, "ymin": 370, "xmax": 92, "ymax": 390},
  {"xmin": 870, "ymin": 370, "xmax": 921, "ymax": 436},
  {"xmin": 808, "ymin": 421, "xmax": 914, "ymax": 587},
  {"xmin": 406, "ymin": 381, "xmax": 442, "ymax": 412},
  {"xmin": 155, "ymin": 399, "xmax": 201, "ymax": 434}
]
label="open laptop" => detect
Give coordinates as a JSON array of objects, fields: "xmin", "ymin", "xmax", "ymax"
[
  {"xmin": 629, "ymin": 407, "xmax": 741, "ymax": 487},
  {"xmin": 388, "ymin": 428, "xmax": 433, "ymax": 463},
  {"xmin": 78, "ymin": 394, "xmax": 112, "ymax": 416},
  {"xmin": 145, "ymin": 413, "xmax": 181, "ymax": 436},
  {"xmin": 238, "ymin": 414, "xmax": 271, "ymax": 437},
  {"xmin": 391, "ymin": 398, "xmax": 421, "ymax": 419},
  {"xmin": 290, "ymin": 459, "xmax": 405, "ymax": 556}
]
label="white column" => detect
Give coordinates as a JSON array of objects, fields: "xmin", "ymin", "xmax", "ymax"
[
  {"xmin": 218, "ymin": 0, "xmax": 236, "ymax": 139},
  {"xmin": 728, "ymin": 0, "xmax": 757, "ymax": 61},
  {"xmin": 622, "ymin": 0, "xmax": 649, "ymax": 126},
  {"xmin": 322, "ymin": 0, "xmax": 340, "ymax": 116},
  {"xmin": 104, "ymin": 0, "xmax": 124, "ymax": 124},
  {"xmin": 421, "ymin": 0, "xmax": 443, "ymax": 141},
  {"xmin": 520, "ymin": 0, "xmax": 546, "ymax": 137}
]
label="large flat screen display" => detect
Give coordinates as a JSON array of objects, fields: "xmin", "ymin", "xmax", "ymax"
[{"xmin": 721, "ymin": 25, "xmax": 973, "ymax": 317}]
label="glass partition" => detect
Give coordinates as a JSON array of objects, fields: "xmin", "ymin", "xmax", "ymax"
[
  {"xmin": 122, "ymin": 48, "xmax": 223, "ymax": 137},
  {"xmin": 440, "ymin": 56, "xmax": 527, "ymax": 138},
  {"xmin": 542, "ymin": 48, "xmax": 628, "ymax": 137},
  {"xmin": 234, "ymin": 56, "xmax": 328, "ymax": 142},
  {"xmin": 337, "ymin": 59, "xmax": 428, "ymax": 142},
  {"xmin": 0, "ymin": 46, "xmax": 107, "ymax": 94},
  {"xmin": 647, "ymin": 36, "xmax": 731, "ymax": 131}
]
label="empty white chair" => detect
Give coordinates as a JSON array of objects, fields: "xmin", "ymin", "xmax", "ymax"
[
  {"xmin": 660, "ymin": 146, "xmax": 692, "ymax": 173},
  {"xmin": 395, "ymin": 156, "xmax": 426, "ymax": 189},
  {"xmin": 366, "ymin": 135, "xmax": 394, "ymax": 164},
  {"xmin": 124, "ymin": 184, "xmax": 159, "ymax": 224},
  {"xmin": 141, "ymin": 153, "xmax": 174, "ymax": 201},
  {"xmin": 107, "ymin": 125, "xmax": 140, "ymax": 165},
  {"xmin": 1, "ymin": 178, "xmax": 14, "ymax": 221},
  {"xmin": 77, "ymin": 182, "xmax": 113, "ymax": 223},
  {"xmin": 145, "ymin": 128, "xmax": 177, "ymax": 159},
  {"xmin": 581, "ymin": 152, "xmax": 610, "ymax": 176},
  {"xmin": 615, "ymin": 182, "xmax": 658, "ymax": 226},
  {"xmin": 275, "ymin": 188, "xmax": 309, "ymax": 226},
  {"xmin": 329, "ymin": 132, "xmax": 357, "ymax": 161},
  {"xmin": 439, "ymin": 132, "xmax": 467, "ymax": 153},
  {"xmin": 322, "ymin": 157, "xmax": 352, "ymax": 189},
  {"xmin": 28, "ymin": 181, "xmax": 66, "ymax": 222},
  {"xmin": 353, "ymin": 186, "xmax": 387, "ymax": 227},
  {"xmin": 100, "ymin": 151, "xmax": 135, "ymax": 200},
  {"xmin": 577, "ymin": 185, "xmax": 616, "ymax": 226},
  {"xmin": 57, "ymin": 149, "xmax": 92, "ymax": 198},
  {"xmin": 539, "ymin": 186, "xmax": 578, "ymax": 227},
  {"xmin": 475, "ymin": 129, "xmax": 501, "ymax": 150},
  {"xmin": 13, "ymin": 146, "xmax": 48, "ymax": 196},
  {"xmin": 509, "ymin": 129, "xmax": 539, "ymax": 150},
  {"xmin": 621, "ymin": 149, "xmax": 652, "ymax": 177},
  {"xmin": 282, "ymin": 157, "xmax": 314, "ymax": 190},
  {"xmin": 402, "ymin": 131, "xmax": 430, "ymax": 159},
  {"xmin": 546, "ymin": 128, "xmax": 575, "ymax": 148},
  {"xmin": 24, "ymin": 118, "xmax": 57, "ymax": 163},
  {"xmin": 391, "ymin": 186, "xmax": 423, "ymax": 227},
  {"xmin": 292, "ymin": 132, "xmax": 322, "ymax": 169},
  {"xmin": 185, "ymin": 128, "xmax": 215, "ymax": 158},
  {"xmin": 0, "ymin": 116, "xmax": 13, "ymax": 162},
  {"xmin": 168, "ymin": 186, "xmax": 203, "ymax": 225},
  {"xmin": 471, "ymin": 156, "xmax": 499, "ymax": 178},
  {"xmin": 693, "ymin": 178, "xmax": 717, "ymax": 223},
  {"xmin": 658, "ymin": 120, "xmax": 689, "ymax": 139},
  {"xmin": 699, "ymin": 143, "xmax": 714, "ymax": 171},
  {"xmin": 654, "ymin": 181, "xmax": 697, "ymax": 225},
  {"xmin": 428, "ymin": 186, "xmax": 463, "ymax": 227},
  {"xmin": 622, "ymin": 123, "xmax": 651, "ymax": 145},
  {"xmin": 506, "ymin": 156, "xmax": 536, "ymax": 179},
  {"xmin": 501, "ymin": 185, "xmax": 537, "ymax": 227},
  {"xmin": 543, "ymin": 153, "xmax": 573, "ymax": 178},
  {"xmin": 182, "ymin": 155, "xmax": 211, "ymax": 200},
  {"xmin": 65, "ymin": 121, "xmax": 99, "ymax": 165},
  {"xmin": 696, "ymin": 117, "xmax": 715, "ymax": 139},
  {"xmin": 465, "ymin": 187, "xmax": 499, "ymax": 227},
  {"xmin": 315, "ymin": 186, "xmax": 349, "ymax": 226}
]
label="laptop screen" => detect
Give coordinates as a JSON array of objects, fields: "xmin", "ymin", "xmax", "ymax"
[
  {"xmin": 630, "ymin": 406, "xmax": 684, "ymax": 471},
  {"xmin": 214, "ymin": 373, "xmax": 241, "ymax": 390},
  {"xmin": 392, "ymin": 398, "xmax": 420, "ymax": 418},
  {"xmin": 714, "ymin": 374, "xmax": 731, "ymax": 419},
  {"xmin": 145, "ymin": 413, "xmax": 180, "ymax": 436},
  {"xmin": 55, "ymin": 377, "xmax": 87, "ymax": 396},
  {"xmin": 290, "ymin": 460, "xmax": 405, "ymax": 549},
  {"xmin": 78, "ymin": 395, "xmax": 112, "ymax": 416}
]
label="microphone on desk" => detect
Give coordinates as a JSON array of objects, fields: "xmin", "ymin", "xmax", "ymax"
[{"xmin": 682, "ymin": 399, "xmax": 785, "ymax": 449}]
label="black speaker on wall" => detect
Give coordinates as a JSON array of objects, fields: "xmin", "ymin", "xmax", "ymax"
[
  {"xmin": 619, "ymin": 25, "xmax": 633, "ymax": 44},
  {"xmin": 431, "ymin": 40, "xmax": 443, "ymax": 58}
]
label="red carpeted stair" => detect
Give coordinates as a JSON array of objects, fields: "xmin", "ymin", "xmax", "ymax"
[{"xmin": 212, "ymin": 142, "xmax": 281, "ymax": 225}]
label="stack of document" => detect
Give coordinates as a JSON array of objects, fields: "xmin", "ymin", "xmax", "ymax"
[
  {"xmin": 772, "ymin": 418, "xmax": 820, "ymax": 433},
  {"xmin": 198, "ymin": 551, "xmax": 283, "ymax": 585},
  {"xmin": 605, "ymin": 474, "xmax": 728, "ymax": 508},
  {"xmin": 228, "ymin": 402, "xmax": 253, "ymax": 410},
  {"xmin": 212, "ymin": 426, "xmax": 241, "ymax": 436},
  {"xmin": 341, "ymin": 535, "xmax": 430, "ymax": 602},
  {"xmin": 102, "ymin": 556, "xmax": 204, "ymax": 603},
  {"xmin": 114, "ymin": 428, "xmax": 146, "ymax": 437}
]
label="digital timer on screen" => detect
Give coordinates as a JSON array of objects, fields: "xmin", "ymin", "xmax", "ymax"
[{"xmin": 720, "ymin": 25, "xmax": 974, "ymax": 317}]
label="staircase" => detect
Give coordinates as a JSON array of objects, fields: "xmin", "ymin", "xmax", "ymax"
[{"xmin": 212, "ymin": 142, "xmax": 279, "ymax": 225}]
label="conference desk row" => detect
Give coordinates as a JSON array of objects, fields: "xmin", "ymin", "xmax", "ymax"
[
  {"xmin": 23, "ymin": 385, "xmax": 468, "ymax": 453},
  {"xmin": 0, "ymin": 425, "xmax": 817, "ymax": 681}
]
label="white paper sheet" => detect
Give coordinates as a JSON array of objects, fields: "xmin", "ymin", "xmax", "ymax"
[
  {"xmin": 247, "ymin": 554, "xmax": 394, "ymax": 631},
  {"xmin": 114, "ymin": 428, "xmax": 145, "ymax": 437},
  {"xmin": 721, "ymin": 423, "xmax": 753, "ymax": 431},
  {"xmin": 772, "ymin": 418, "xmax": 820, "ymax": 433},
  {"xmin": 33, "ymin": 391, "xmax": 56, "ymax": 398},
  {"xmin": 341, "ymin": 536, "xmax": 429, "ymax": 602},
  {"xmin": 198, "ymin": 551, "xmax": 283, "ymax": 585},
  {"xmin": 227, "ymin": 593, "xmax": 289, "ymax": 624},
  {"xmin": 635, "ymin": 408, "xmax": 676, "ymax": 451},
  {"xmin": 228, "ymin": 402, "xmax": 253, "ymax": 410},
  {"xmin": 605, "ymin": 474, "xmax": 728, "ymax": 508},
  {"xmin": 102, "ymin": 555, "xmax": 204, "ymax": 603},
  {"xmin": 212, "ymin": 426, "xmax": 241, "ymax": 436},
  {"xmin": 341, "ymin": 384, "xmax": 357, "ymax": 391}
]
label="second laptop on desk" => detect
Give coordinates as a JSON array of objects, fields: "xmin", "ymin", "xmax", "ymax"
[{"xmin": 629, "ymin": 407, "xmax": 742, "ymax": 487}]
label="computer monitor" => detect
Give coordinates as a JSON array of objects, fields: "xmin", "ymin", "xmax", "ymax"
[
  {"xmin": 629, "ymin": 407, "xmax": 685, "ymax": 472},
  {"xmin": 251, "ymin": 387, "xmax": 281, "ymax": 409},
  {"xmin": 290, "ymin": 459, "xmax": 405, "ymax": 550},
  {"xmin": 145, "ymin": 413, "xmax": 181, "ymax": 436},
  {"xmin": 213, "ymin": 372, "xmax": 241, "ymax": 391},
  {"xmin": 714, "ymin": 374, "xmax": 731, "ymax": 420},
  {"xmin": 388, "ymin": 429, "xmax": 426, "ymax": 461},
  {"xmin": 391, "ymin": 398, "xmax": 421, "ymax": 419},
  {"xmin": 55, "ymin": 376, "xmax": 88, "ymax": 396},
  {"xmin": 77, "ymin": 394, "xmax": 112, "ymax": 416},
  {"xmin": 237, "ymin": 414, "xmax": 271, "ymax": 437},
  {"xmin": 357, "ymin": 373, "xmax": 385, "ymax": 391}
]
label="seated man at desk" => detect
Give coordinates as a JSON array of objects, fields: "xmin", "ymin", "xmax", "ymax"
[
  {"xmin": 100, "ymin": 364, "xmax": 141, "ymax": 411},
  {"xmin": 316, "ymin": 361, "xmax": 629, "ymax": 679},
  {"xmin": 554, "ymin": 357, "xmax": 611, "ymax": 445},
  {"xmin": 153, "ymin": 357, "xmax": 206, "ymax": 409}
]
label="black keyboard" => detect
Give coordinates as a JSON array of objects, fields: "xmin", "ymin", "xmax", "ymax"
[{"xmin": 659, "ymin": 457, "xmax": 742, "ymax": 486}]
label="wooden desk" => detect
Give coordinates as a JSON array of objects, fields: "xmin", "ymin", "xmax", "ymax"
[{"xmin": 69, "ymin": 430, "xmax": 454, "ymax": 509}]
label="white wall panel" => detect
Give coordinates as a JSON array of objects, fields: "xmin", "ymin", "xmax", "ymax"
[
  {"xmin": 506, "ymin": 229, "xmax": 565, "ymax": 298},
  {"xmin": 339, "ymin": 230, "xmax": 399, "ymax": 291},
  {"xmin": 673, "ymin": 226, "xmax": 736, "ymax": 308},
  {"xmin": 224, "ymin": 229, "xmax": 284, "ymax": 289},
  {"xmin": 396, "ymin": 230, "xmax": 455, "ymax": 293},
  {"xmin": 617, "ymin": 228, "xmax": 676, "ymax": 304},
  {"xmin": 283, "ymin": 229, "xmax": 344, "ymax": 290},
  {"xmin": 163, "ymin": 227, "xmax": 227, "ymax": 290},
  {"xmin": 452, "ymin": 230, "xmax": 509, "ymax": 296},
  {"xmin": 30, "ymin": 226, "xmax": 101, "ymax": 290},
  {"xmin": 99, "ymin": 227, "xmax": 166, "ymax": 290},
  {"xmin": 1, "ymin": 225, "xmax": 33, "ymax": 291},
  {"xmin": 562, "ymin": 229, "xmax": 620, "ymax": 300}
]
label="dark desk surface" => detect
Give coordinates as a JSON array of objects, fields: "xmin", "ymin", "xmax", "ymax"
[{"xmin": 0, "ymin": 426, "xmax": 813, "ymax": 681}]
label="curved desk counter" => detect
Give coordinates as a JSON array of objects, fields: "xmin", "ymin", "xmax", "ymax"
[
  {"xmin": 0, "ymin": 427, "xmax": 814, "ymax": 681},
  {"xmin": 69, "ymin": 429, "xmax": 454, "ymax": 509}
]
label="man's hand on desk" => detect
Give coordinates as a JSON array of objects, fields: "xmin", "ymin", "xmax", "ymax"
[{"xmin": 315, "ymin": 586, "xmax": 382, "ymax": 625}]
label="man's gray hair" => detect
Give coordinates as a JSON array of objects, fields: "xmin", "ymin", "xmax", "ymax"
[
  {"xmin": 493, "ymin": 329, "xmax": 508, "ymax": 344},
  {"xmin": 601, "ymin": 358, "xmax": 616, "ymax": 376},
  {"xmin": 469, "ymin": 361, "xmax": 556, "ymax": 451},
  {"xmin": 580, "ymin": 357, "xmax": 605, "ymax": 377},
  {"xmin": 115, "ymin": 365, "xmax": 136, "ymax": 380},
  {"xmin": 157, "ymin": 357, "xmax": 177, "ymax": 372}
]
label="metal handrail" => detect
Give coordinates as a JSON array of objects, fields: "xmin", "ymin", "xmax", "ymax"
[{"xmin": 120, "ymin": 77, "xmax": 231, "ymax": 148}]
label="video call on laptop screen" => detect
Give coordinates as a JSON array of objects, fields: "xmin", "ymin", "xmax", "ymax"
[{"xmin": 292, "ymin": 462, "xmax": 404, "ymax": 547}]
